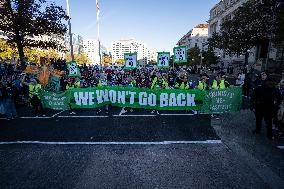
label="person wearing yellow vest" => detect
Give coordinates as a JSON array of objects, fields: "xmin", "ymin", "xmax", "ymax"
[
  {"xmin": 161, "ymin": 74, "xmax": 169, "ymax": 89},
  {"xmin": 175, "ymin": 72, "xmax": 191, "ymax": 90},
  {"xmin": 74, "ymin": 77, "xmax": 81, "ymax": 88},
  {"xmin": 219, "ymin": 75, "xmax": 230, "ymax": 89},
  {"xmin": 23, "ymin": 78, "xmax": 45, "ymax": 117},
  {"xmin": 211, "ymin": 77, "xmax": 219, "ymax": 90},
  {"xmin": 96, "ymin": 72, "xmax": 109, "ymax": 114},
  {"xmin": 66, "ymin": 80, "xmax": 76, "ymax": 115},
  {"xmin": 149, "ymin": 73, "xmax": 160, "ymax": 114},
  {"xmin": 197, "ymin": 76, "xmax": 208, "ymax": 90},
  {"xmin": 211, "ymin": 75, "xmax": 230, "ymax": 89}
]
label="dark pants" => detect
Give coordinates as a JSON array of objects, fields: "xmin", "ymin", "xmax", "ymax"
[
  {"xmin": 30, "ymin": 96, "xmax": 44, "ymax": 116},
  {"xmin": 255, "ymin": 107, "xmax": 273, "ymax": 138}
]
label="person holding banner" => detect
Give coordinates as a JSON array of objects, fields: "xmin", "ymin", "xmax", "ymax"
[
  {"xmin": 96, "ymin": 72, "xmax": 109, "ymax": 114},
  {"xmin": 197, "ymin": 76, "xmax": 209, "ymax": 90},
  {"xmin": 175, "ymin": 71, "xmax": 191, "ymax": 90},
  {"xmin": 22, "ymin": 78, "xmax": 45, "ymax": 117},
  {"xmin": 211, "ymin": 74, "xmax": 230, "ymax": 90}
]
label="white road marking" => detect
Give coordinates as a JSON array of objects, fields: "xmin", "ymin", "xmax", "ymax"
[
  {"xmin": 20, "ymin": 117, "xmax": 51, "ymax": 119},
  {"xmin": 0, "ymin": 140, "xmax": 222, "ymax": 145},
  {"xmin": 277, "ymin": 146, "xmax": 284, "ymax": 149},
  {"xmin": 0, "ymin": 118, "xmax": 8, "ymax": 120},
  {"xmin": 160, "ymin": 114, "xmax": 195, "ymax": 116},
  {"xmin": 113, "ymin": 114, "xmax": 156, "ymax": 117},
  {"xmin": 58, "ymin": 115, "xmax": 109, "ymax": 118},
  {"xmin": 51, "ymin": 110, "xmax": 65, "ymax": 118}
]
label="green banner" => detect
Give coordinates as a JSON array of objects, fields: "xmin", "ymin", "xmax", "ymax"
[
  {"xmin": 41, "ymin": 91, "xmax": 70, "ymax": 110},
  {"xmin": 200, "ymin": 87, "xmax": 242, "ymax": 113},
  {"xmin": 41, "ymin": 87, "xmax": 242, "ymax": 113},
  {"xmin": 70, "ymin": 86, "xmax": 204, "ymax": 110}
]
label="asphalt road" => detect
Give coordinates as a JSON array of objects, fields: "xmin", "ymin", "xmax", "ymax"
[{"xmin": 0, "ymin": 107, "xmax": 283, "ymax": 188}]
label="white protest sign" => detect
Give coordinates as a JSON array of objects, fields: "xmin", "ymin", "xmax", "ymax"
[
  {"xmin": 173, "ymin": 46, "xmax": 187, "ymax": 63},
  {"xmin": 124, "ymin": 53, "xmax": 137, "ymax": 69},
  {"xmin": 157, "ymin": 52, "xmax": 170, "ymax": 68}
]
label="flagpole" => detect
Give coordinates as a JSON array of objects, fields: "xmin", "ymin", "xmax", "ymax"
[
  {"xmin": 66, "ymin": 0, "xmax": 74, "ymax": 62},
  {"xmin": 96, "ymin": 0, "xmax": 101, "ymax": 66}
]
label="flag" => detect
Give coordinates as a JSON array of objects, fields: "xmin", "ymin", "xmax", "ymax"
[{"xmin": 96, "ymin": 0, "xmax": 100, "ymax": 21}]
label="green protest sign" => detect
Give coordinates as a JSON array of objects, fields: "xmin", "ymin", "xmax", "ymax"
[
  {"xmin": 173, "ymin": 46, "xmax": 187, "ymax": 63},
  {"xmin": 67, "ymin": 61, "xmax": 80, "ymax": 77},
  {"xmin": 41, "ymin": 91, "xmax": 70, "ymax": 110},
  {"xmin": 200, "ymin": 87, "xmax": 242, "ymax": 113},
  {"xmin": 157, "ymin": 52, "xmax": 170, "ymax": 68},
  {"xmin": 124, "ymin": 53, "xmax": 138, "ymax": 69}
]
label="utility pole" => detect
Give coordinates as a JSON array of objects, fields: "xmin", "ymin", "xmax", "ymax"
[{"xmin": 66, "ymin": 0, "xmax": 74, "ymax": 62}]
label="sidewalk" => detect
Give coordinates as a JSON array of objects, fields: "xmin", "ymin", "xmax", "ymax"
[{"xmin": 212, "ymin": 109, "xmax": 284, "ymax": 183}]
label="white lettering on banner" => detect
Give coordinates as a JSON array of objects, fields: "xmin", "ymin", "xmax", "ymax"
[
  {"xmin": 118, "ymin": 91, "xmax": 126, "ymax": 104},
  {"xmin": 96, "ymin": 90, "xmax": 109, "ymax": 104},
  {"xmin": 129, "ymin": 92, "xmax": 136, "ymax": 104},
  {"xmin": 187, "ymin": 94, "xmax": 196, "ymax": 106},
  {"xmin": 207, "ymin": 91, "xmax": 234, "ymax": 98},
  {"xmin": 89, "ymin": 92, "xmax": 95, "ymax": 105},
  {"xmin": 109, "ymin": 90, "xmax": 116, "ymax": 103},
  {"xmin": 177, "ymin": 93, "xmax": 186, "ymax": 106},
  {"xmin": 96, "ymin": 90, "xmax": 104, "ymax": 104},
  {"xmin": 148, "ymin": 93, "xmax": 156, "ymax": 106},
  {"xmin": 78, "ymin": 92, "xmax": 88, "ymax": 105},
  {"xmin": 139, "ymin": 92, "xmax": 148, "ymax": 105},
  {"xmin": 169, "ymin": 93, "xmax": 177, "ymax": 106},
  {"xmin": 74, "ymin": 92, "xmax": 80, "ymax": 105},
  {"xmin": 160, "ymin": 93, "xmax": 168, "ymax": 107}
]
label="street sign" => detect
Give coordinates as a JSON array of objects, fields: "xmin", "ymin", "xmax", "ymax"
[
  {"xmin": 124, "ymin": 53, "xmax": 138, "ymax": 69},
  {"xmin": 157, "ymin": 52, "xmax": 170, "ymax": 68},
  {"xmin": 173, "ymin": 46, "xmax": 187, "ymax": 63}
]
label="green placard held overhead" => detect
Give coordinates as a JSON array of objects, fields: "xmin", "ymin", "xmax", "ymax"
[
  {"xmin": 67, "ymin": 61, "xmax": 80, "ymax": 77},
  {"xmin": 157, "ymin": 52, "xmax": 170, "ymax": 68},
  {"xmin": 173, "ymin": 46, "xmax": 187, "ymax": 63},
  {"xmin": 124, "ymin": 53, "xmax": 138, "ymax": 69}
]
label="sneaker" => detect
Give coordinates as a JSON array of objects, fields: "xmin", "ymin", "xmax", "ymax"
[
  {"xmin": 42, "ymin": 114, "xmax": 46, "ymax": 117},
  {"xmin": 156, "ymin": 111, "xmax": 160, "ymax": 115},
  {"xmin": 105, "ymin": 111, "xmax": 109, "ymax": 114},
  {"xmin": 96, "ymin": 109, "xmax": 101, "ymax": 114},
  {"xmin": 130, "ymin": 109, "xmax": 133, "ymax": 112},
  {"xmin": 121, "ymin": 109, "xmax": 127, "ymax": 114},
  {"xmin": 151, "ymin": 110, "xmax": 155, "ymax": 114}
]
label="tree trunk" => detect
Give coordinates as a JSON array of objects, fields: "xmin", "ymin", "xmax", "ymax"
[{"xmin": 16, "ymin": 40, "xmax": 25, "ymax": 70}]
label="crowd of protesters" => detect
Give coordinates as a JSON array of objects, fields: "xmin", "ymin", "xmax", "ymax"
[{"xmin": 1, "ymin": 60, "xmax": 284, "ymax": 140}]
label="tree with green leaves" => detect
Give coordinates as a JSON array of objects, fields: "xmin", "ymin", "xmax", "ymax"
[
  {"xmin": 187, "ymin": 47, "xmax": 201, "ymax": 65},
  {"xmin": 203, "ymin": 47, "xmax": 220, "ymax": 65},
  {"xmin": 208, "ymin": 0, "xmax": 283, "ymax": 64},
  {"xmin": 0, "ymin": 0, "xmax": 68, "ymax": 68}
]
